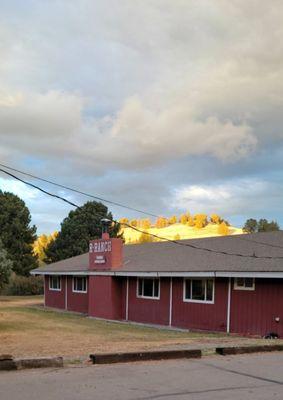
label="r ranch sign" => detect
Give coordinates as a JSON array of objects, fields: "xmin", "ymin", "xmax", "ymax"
[{"xmin": 89, "ymin": 240, "xmax": 112, "ymax": 254}]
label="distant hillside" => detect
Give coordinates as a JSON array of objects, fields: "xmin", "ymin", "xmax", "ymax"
[{"xmin": 121, "ymin": 222, "xmax": 244, "ymax": 244}]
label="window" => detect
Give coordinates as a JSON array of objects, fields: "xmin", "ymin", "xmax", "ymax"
[
  {"xmin": 183, "ymin": 279, "xmax": 214, "ymax": 303},
  {"xmin": 73, "ymin": 277, "xmax": 87, "ymax": 293},
  {"xmin": 234, "ymin": 278, "xmax": 255, "ymax": 291},
  {"xmin": 49, "ymin": 276, "xmax": 61, "ymax": 291},
  {"xmin": 137, "ymin": 278, "xmax": 160, "ymax": 299}
]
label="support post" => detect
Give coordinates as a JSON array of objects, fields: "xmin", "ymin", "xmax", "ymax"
[
  {"xmin": 226, "ymin": 277, "xmax": 231, "ymax": 334},
  {"xmin": 125, "ymin": 277, "xmax": 129, "ymax": 321},
  {"xmin": 169, "ymin": 277, "xmax": 173, "ymax": 326}
]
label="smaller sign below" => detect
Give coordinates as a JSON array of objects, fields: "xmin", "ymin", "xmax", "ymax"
[{"xmin": 94, "ymin": 255, "xmax": 106, "ymax": 264}]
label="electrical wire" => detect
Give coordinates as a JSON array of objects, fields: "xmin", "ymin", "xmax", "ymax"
[
  {"xmin": 0, "ymin": 162, "xmax": 159, "ymax": 218},
  {"xmin": 1, "ymin": 166, "xmax": 283, "ymax": 260}
]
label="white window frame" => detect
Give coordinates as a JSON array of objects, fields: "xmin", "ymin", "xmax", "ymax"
[
  {"xmin": 49, "ymin": 275, "xmax": 61, "ymax": 291},
  {"xmin": 72, "ymin": 276, "xmax": 88, "ymax": 293},
  {"xmin": 136, "ymin": 278, "xmax": 160, "ymax": 300},
  {"xmin": 234, "ymin": 277, "xmax": 255, "ymax": 291},
  {"xmin": 183, "ymin": 278, "xmax": 215, "ymax": 304}
]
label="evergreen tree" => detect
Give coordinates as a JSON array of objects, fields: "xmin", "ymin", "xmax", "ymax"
[
  {"xmin": 243, "ymin": 218, "xmax": 258, "ymax": 233},
  {"xmin": 243, "ymin": 218, "xmax": 279, "ymax": 233},
  {"xmin": 44, "ymin": 201, "xmax": 121, "ymax": 263},
  {"xmin": 0, "ymin": 239, "xmax": 12, "ymax": 290},
  {"xmin": 0, "ymin": 191, "xmax": 38, "ymax": 276},
  {"xmin": 258, "ymin": 219, "xmax": 279, "ymax": 232}
]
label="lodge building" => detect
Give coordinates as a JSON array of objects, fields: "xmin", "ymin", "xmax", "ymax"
[{"xmin": 32, "ymin": 231, "xmax": 283, "ymax": 337}]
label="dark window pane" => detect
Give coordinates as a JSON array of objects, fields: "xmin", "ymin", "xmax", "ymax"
[
  {"xmin": 185, "ymin": 279, "xmax": 191, "ymax": 299},
  {"xmin": 236, "ymin": 278, "xmax": 244, "ymax": 287},
  {"xmin": 192, "ymin": 280, "xmax": 205, "ymax": 300},
  {"xmin": 245, "ymin": 278, "xmax": 254, "ymax": 288},
  {"xmin": 154, "ymin": 280, "xmax": 159, "ymax": 297},
  {"xmin": 138, "ymin": 279, "xmax": 143, "ymax": 296},
  {"xmin": 206, "ymin": 280, "xmax": 213, "ymax": 301},
  {"xmin": 143, "ymin": 279, "xmax": 153, "ymax": 297}
]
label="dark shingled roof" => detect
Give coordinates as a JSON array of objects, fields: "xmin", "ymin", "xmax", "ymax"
[{"xmin": 31, "ymin": 231, "xmax": 283, "ymax": 275}]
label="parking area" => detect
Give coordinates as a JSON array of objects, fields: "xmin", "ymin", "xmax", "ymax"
[{"xmin": 1, "ymin": 352, "xmax": 282, "ymax": 400}]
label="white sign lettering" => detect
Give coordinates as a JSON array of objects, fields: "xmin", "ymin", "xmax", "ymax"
[
  {"xmin": 89, "ymin": 240, "xmax": 112, "ymax": 253},
  {"xmin": 94, "ymin": 255, "xmax": 106, "ymax": 264}
]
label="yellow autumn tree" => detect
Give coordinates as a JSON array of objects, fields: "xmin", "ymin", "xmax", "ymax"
[
  {"xmin": 218, "ymin": 221, "xmax": 229, "ymax": 235},
  {"xmin": 168, "ymin": 215, "xmax": 177, "ymax": 225},
  {"xmin": 187, "ymin": 216, "xmax": 195, "ymax": 227},
  {"xmin": 210, "ymin": 214, "xmax": 222, "ymax": 225},
  {"xmin": 33, "ymin": 232, "xmax": 58, "ymax": 263},
  {"xmin": 138, "ymin": 231, "xmax": 155, "ymax": 243},
  {"xmin": 119, "ymin": 218, "xmax": 129, "ymax": 225},
  {"xmin": 155, "ymin": 217, "xmax": 168, "ymax": 228},
  {"xmin": 179, "ymin": 214, "xmax": 188, "ymax": 224},
  {"xmin": 174, "ymin": 233, "xmax": 181, "ymax": 240},
  {"xmin": 194, "ymin": 214, "xmax": 208, "ymax": 229},
  {"xmin": 129, "ymin": 219, "xmax": 138, "ymax": 227},
  {"xmin": 141, "ymin": 219, "xmax": 151, "ymax": 229}
]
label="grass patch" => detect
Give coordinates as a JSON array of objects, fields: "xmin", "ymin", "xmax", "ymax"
[{"xmin": 0, "ymin": 296, "xmax": 276, "ymax": 358}]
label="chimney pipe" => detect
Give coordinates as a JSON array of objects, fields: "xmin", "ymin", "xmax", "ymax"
[{"xmin": 101, "ymin": 218, "xmax": 112, "ymax": 239}]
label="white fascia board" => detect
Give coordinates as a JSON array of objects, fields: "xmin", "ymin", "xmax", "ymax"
[
  {"xmin": 216, "ymin": 271, "xmax": 283, "ymax": 278},
  {"xmin": 31, "ymin": 270, "xmax": 283, "ymax": 278},
  {"xmin": 30, "ymin": 270, "xmax": 89, "ymax": 276}
]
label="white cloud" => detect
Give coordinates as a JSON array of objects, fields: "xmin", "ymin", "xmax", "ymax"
[
  {"xmin": 170, "ymin": 179, "xmax": 282, "ymax": 222},
  {"xmin": 0, "ymin": 1, "xmax": 283, "ymax": 230}
]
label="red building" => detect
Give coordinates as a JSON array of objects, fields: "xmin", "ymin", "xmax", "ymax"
[{"xmin": 32, "ymin": 231, "xmax": 283, "ymax": 337}]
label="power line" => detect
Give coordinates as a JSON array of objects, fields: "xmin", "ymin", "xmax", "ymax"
[
  {"xmin": 0, "ymin": 162, "xmax": 159, "ymax": 218},
  {"xmin": 1, "ymin": 167, "xmax": 283, "ymax": 260}
]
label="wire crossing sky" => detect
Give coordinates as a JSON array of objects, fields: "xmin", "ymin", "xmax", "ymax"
[{"xmin": 0, "ymin": 1, "xmax": 283, "ymax": 233}]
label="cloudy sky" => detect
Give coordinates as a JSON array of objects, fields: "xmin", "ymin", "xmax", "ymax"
[{"xmin": 1, "ymin": 0, "xmax": 283, "ymax": 234}]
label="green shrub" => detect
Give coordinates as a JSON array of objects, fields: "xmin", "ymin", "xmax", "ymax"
[{"xmin": 4, "ymin": 274, "xmax": 44, "ymax": 295}]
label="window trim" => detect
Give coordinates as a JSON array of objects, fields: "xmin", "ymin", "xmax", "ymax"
[
  {"xmin": 183, "ymin": 278, "xmax": 215, "ymax": 304},
  {"xmin": 234, "ymin": 277, "xmax": 255, "ymax": 291},
  {"xmin": 136, "ymin": 278, "xmax": 160, "ymax": 300},
  {"xmin": 72, "ymin": 276, "xmax": 88, "ymax": 293},
  {"xmin": 49, "ymin": 275, "xmax": 61, "ymax": 291}
]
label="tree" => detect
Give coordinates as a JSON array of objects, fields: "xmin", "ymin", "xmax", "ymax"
[
  {"xmin": 194, "ymin": 214, "xmax": 208, "ymax": 229},
  {"xmin": 119, "ymin": 218, "xmax": 129, "ymax": 226},
  {"xmin": 174, "ymin": 233, "xmax": 181, "ymax": 240},
  {"xmin": 44, "ymin": 201, "xmax": 121, "ymax": 263},
  {"xmin": 168, "ymin": 216, "xmax": 177, "ymax": 225},
  {"xmin": 129, "ymin": 219, "xmax": 138, "ymax": 227},
  {"xmin": 258, "ymin": 219, "xmax": 279, "ymax": 232},
  {"xmin": 33, "ymin": 232, "xmax": 58, "ymax": 263},
  {"xmin": 243, "ymin": 218, "xmax": 258, "ymax": 233},
  {"xmin": 141, "ymin": 219, "xmax": 151, "ymax": 229},
  {"xmin": 155, "ymin": 217, "xmax": 168, "ymax": 228},
  {"xmin": 179, "ymin": 214, "xmax": 188, "ymax": 224},
  {"xmin": 138, "ymin": 231, "xmax": 155, "ymax": 243},
  {"xmin": 187, "ymin": 216, "xmax": 195, "ymax": 227},
  {"xmin": 0, "ymin": 239, "xmax": 12, "ymax": 290},
  {"xmin": 0, "ymin": 191, "xmax": 38, "ymax": 276},
  {"xmin": 243, "ymin": 218, "xmax": 279, "ymax": 233},
  {"xmin": 218, "ymin": 221, "xmax": 229, "ymax": 236},
  {"xmin": 210, "ymin": 214, "xmax": 222, "ymax": 225}
]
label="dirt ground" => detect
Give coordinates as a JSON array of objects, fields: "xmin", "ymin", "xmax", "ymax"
[{"xmin": 0, "ymin": 296, "xmax": 279, "ymax": 359}]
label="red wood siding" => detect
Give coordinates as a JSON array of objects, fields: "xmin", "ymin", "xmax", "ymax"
[
  {"xmin": 172, "ymin": 278, "xmax": 228, "ymax": 332},
  {"xmin": 44, "ymin": 275, "xmax": 66, "ymax": 309},
  {"xmin": 127, "ymin": 277, "xmax": 170, "ymax": 325},
  {"xmin": 66, "ymin": 277, "xmax": 89, "ymax": 314},
  {"xmin": 88, "ymin": 276, "xmax": 123, "ymax": 320},
  {"xmin": 230, "ymin": 278, "xmax": 283, "ymax": 337}
]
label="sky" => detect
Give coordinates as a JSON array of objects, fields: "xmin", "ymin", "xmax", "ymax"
[{"xmin": 0, "ymin": 0, "xmax": 283, "ymax": 234}]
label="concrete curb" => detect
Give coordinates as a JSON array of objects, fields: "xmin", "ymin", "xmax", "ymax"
[
  {"xmin": 216, "ymin": 344, "xmax": 283, "ymax": 356},
  {"xmin": 90, "ymin": 349, "xmax": 201, "ymax": 364},
  {"xmin": 0, "ymin": 356, "xmax": 63, "ymax": 371}
]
